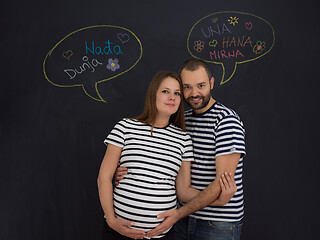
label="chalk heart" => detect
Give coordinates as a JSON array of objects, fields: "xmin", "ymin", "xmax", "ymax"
[
  {"xmin": 245, "ymin": 22, "xmax": 253, "ymax": 30},
  {"xmin": 117, "ymin": 33, "xmax": 130, "ymax": 44},
  {"xmin": 209, "ymin": 39, "xmax": 218, "ymax": 47},
  {"xmin": 63, "ymin": 50, "xmax": 73, "ymax": 60}
]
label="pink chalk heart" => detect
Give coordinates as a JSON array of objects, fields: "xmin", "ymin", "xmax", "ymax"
[{"xmin": 245, "ymin": 22, "xmax": 253, "ymax": 30}]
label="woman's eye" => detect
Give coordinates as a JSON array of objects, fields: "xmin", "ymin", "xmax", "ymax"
[
  {"xmin": 175, "ymin": 92, "xmax": 181, "ymax": 96},
  {"xmin": 162, "ymin": 90, "xmax": 169, "ymax": 93}
]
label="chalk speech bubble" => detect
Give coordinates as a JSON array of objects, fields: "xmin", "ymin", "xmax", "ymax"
[
  {"xmin": 43, "ymin": 25, "xmax": 143, "ymax": 102},
  {"xmin": 187, "ymin": 11, "xmax": 275, "ymax": 84}
]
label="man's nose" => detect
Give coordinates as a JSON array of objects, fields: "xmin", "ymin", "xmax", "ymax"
[{"xmin": 191, "ymin": 88, "xmax": 198, "ymax": 97}]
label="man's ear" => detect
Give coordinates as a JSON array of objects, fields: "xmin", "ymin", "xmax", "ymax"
[{"xmin": 210, "ymin": 77, "xmax": 215, "ymax": 89}]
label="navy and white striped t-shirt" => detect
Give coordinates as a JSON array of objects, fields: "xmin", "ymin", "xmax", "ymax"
[
  {"xmin": 183, "ymin": 101, "xmax": 246, "ymax": 222},
  {"xmin": 104, "ymin": 118, "xmax": 193, "ymax": 238}
]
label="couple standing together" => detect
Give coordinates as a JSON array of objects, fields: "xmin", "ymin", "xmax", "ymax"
[{"xmin": 97, "ymin": 59, "xmax": 246, "ymax": 240}]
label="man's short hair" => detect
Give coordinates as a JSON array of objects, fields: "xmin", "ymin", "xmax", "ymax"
[{"xmin": 180, "ymin": 58, "xmax": 212, "ymax": 79}]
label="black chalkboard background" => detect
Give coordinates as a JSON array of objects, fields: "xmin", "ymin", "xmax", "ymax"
[{"xmin": 1, "ymin": 0, "xmax": 319, "ymax": 239}]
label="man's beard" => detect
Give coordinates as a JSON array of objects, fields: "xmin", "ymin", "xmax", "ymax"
[{"xmin": 186, "ymin": 94, "xmax": 211, "ymax": 110}]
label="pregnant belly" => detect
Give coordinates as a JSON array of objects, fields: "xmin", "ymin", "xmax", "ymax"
[{"xmin": 113, "ymin": 182, "xmax": 177, "ymax": 232}]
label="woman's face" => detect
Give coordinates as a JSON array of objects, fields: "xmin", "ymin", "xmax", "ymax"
[{"xmin": 156, "ymin": 77, "xmax": 181, "ymax": 118}]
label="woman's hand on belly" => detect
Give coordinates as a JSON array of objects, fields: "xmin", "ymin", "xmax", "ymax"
[{"xmin": 108, "ymin": 217, "xmax": 146, "ymax": 239}]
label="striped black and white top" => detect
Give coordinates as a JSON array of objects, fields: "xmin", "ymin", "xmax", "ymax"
[
  {"xmin": 183, "ymin": 101, "xmax": 246, "ymax": 222},
  {"xmin": 104, "ymin": 118, "xmax": 193, "ymax": 238}
]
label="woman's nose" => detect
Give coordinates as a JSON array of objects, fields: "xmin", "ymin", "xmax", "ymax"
[{"xmin": 169, "ymin": 93, "xmax": 176, "ymax": 101}]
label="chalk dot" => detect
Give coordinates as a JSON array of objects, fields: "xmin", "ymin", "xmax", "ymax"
[{"xmin": 257, "ymin": 46, "xmax": 262, "ymax": 50}]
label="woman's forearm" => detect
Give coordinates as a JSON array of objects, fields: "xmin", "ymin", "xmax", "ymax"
[
  {"xmin": 97, "ymin": 145, "xmax": 123, "ymax": 226},
  {"xmin": 97, "ymin": 177, "xmax": 116, "ymax": 225}
]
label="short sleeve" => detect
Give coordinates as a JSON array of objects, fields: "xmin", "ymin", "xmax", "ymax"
[
  {"xmin": 215, "ymin": 114, "xmax": 246, "ymax": 157},
  {"xmin": 182, "ymin": 134, "xmax": 194, "ymax": 162},
  {"xmin": 104, "ymin": 119, "xmax": 126, "ymax": 148}
]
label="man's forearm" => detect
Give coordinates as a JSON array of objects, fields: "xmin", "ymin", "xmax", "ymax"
[
  {"xmin": 147, "ymin": 180, "xmax": 221, "ymax": 238},
  {"xmin": 176, "ymin": 179, "xmax": 221, "ymax": 219}
]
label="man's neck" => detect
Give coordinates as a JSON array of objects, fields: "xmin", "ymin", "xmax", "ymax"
[{"xmin": 193, "ymin": 97, "xmax": 216, "ymax": 114}]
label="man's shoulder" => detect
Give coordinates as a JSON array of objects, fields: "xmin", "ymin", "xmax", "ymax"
[
  {"xmin": 214, "ymin": 102, "xmax": 240, "ymax": 120},
  {"xmin": 184, "ymin": 108, "xmax": 193, "ymax": 116},
  {"xmin": 183, "ymin": 102, "xmax": 241, "ymax": 122}
]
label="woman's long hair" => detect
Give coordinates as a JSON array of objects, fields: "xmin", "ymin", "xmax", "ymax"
[{"xmin": 135, "ymin": 71, "xmax": 185, "ymax": 131}]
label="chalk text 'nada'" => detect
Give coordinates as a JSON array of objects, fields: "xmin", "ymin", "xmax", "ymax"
[{"xmin": 85, "ymin": 41, "xmax": 123, "ymax": 55}]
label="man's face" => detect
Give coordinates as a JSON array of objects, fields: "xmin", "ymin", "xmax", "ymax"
[{"xmin": 181, "ymin": 67, "xmax": 213, "ymax": 111}]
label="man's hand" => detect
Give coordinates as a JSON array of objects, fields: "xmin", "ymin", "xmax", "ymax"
[
  {"xmin": 114, "ymin": 163, "xmax": 128, "ymax": 185},
  {"xmin": 108, "ymin": 217, "xmax": 146, "ymax": 239},
  {"xmin": 214, "ymin": 172, "xmax": 237, "ymax": 206},
  {"xmin": 146, "ymin": 209, "xmax": 180, "ymax": 238}
]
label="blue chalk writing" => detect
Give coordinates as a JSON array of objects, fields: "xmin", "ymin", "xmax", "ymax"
[{"xmin": 85, "ymin": 41, "xmax": 123, "ymax": 55}]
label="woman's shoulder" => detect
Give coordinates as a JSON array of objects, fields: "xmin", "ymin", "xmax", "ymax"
[
  {"xmin": 168, "ymin": 124, "xmax": 190, "ymax": 138},
  {"xmin": 116, "ymin": 118, "xmax": 149, "ymax": 130},
  {"xmin": 117, "ymin": 117, "xmax": 141, "ymax": 124}
]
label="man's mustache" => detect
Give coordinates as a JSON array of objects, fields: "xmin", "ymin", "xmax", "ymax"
[{"xmin": 187, "ymin": 96, "xmax": 204, "ymax": 100}]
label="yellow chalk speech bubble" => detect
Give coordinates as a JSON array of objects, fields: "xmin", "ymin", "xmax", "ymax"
[
  {"xmin": 43, "ymin": 25, "xmax": 143, "ymax": 102},
  {"xmin": 187, "ymin": 11, "xmax": 275, "ymax": 84}
]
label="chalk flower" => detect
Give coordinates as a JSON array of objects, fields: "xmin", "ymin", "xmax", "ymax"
[
  {"xmin": 253, "ymin": 41, "xmax": 266, "ymax": 54},
  {"xmin": 107, "ymin": 58, "xmax": 120, "ymax": 71},
  {"xmin": 228, "ymin": 16, "xmax": 239, "ymax": 26}
]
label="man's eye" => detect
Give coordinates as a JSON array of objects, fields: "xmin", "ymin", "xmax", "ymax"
[{"xmin": 184, "ymin": 86, "xmax": 190, "ymax": 90}]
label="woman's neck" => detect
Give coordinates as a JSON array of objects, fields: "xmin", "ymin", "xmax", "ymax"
[{"xmin": 153, "ymin": 115, "xmax": 170, "ymax": 128}]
